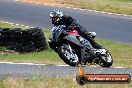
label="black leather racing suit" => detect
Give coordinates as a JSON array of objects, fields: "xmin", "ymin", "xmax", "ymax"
[{"xmin": 51, "ymin": 15, "xmax": 103, "ymax": 49}]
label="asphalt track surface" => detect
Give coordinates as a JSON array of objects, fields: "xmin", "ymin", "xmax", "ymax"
[
  {"xmin": 0, "ymin": 63, "xmax": 132, "ymax": 79},
  {"xmin": 0, "ymin": 0, "xmax": 132, "ymax": 78},
  {"xmin": 0, "ymin": 0, "xmax": 132, "ymax": 44}
]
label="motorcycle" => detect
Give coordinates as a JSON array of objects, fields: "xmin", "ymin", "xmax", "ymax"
[{"xmin": 48, "ymin": 25, "xmax": 113, "ymax": 67}]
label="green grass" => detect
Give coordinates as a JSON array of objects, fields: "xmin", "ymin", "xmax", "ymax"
[
  {"xmin": 0, "ymin": 76, "xmax": 131, "ymax": 88},
  {"xmin": 0, "ymin": 21, "xmax": 132, "ymax": 67},
  {"xmin": 56, "ymin": 0, "xmax": 132, "ymax": 15},
  {"xmin": 0, "ymin": 22, "xmax": 25, "ymax": 28},
  {"xmin": 0, "ymin": 49, "xmax": 62, "ymax": 64}
]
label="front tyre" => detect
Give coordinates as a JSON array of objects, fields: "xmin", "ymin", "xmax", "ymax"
[{"xmin": 57, "ymin": 44, "xmax": 79, "ymax": 66}]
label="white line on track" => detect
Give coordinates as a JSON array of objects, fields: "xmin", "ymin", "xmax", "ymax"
[
  {"xmin": 0, "ymin": 62, "xmax": 69, "ymax": 66},
  {"xmin": 1, "ymin": 21, "xmax": 33, "ymax": 28},
  {"xmin": 0, "ymin": 62, "xmax": 124, "ymax": 68},
  {"xmin": 114, "ymin": 67, "xmax": 124, "ymax": 68}
]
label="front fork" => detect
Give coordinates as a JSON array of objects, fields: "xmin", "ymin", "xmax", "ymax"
[{"xmin": 67, "ymin": 44, "xmax": 78, "ymax": 63}]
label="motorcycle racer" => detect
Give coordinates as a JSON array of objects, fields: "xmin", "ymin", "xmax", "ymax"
[{"xmin": 49, "ymin": 10, "xmax": 103, "ymax": 50}]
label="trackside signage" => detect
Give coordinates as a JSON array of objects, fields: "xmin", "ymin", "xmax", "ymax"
[{"xmin": 76, "ymin": 66, "xmax": 131, "ymax": 85}]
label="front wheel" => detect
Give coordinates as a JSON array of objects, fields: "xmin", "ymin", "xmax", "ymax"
[{"xmin": 57, "ymin": 44, "xmax": 79, "ymax": 66}]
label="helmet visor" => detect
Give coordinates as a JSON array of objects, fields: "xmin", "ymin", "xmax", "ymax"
[{"xmin": 50, "ymin": 17, "xmax": 57, "ymax": 24}]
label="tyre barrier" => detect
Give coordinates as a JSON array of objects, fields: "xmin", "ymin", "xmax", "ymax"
[{"xmin": 0, "ymin": 27, "xmax": 48, "ymax": 52}]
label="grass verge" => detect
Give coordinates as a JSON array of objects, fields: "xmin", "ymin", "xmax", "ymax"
[
  {"xmin": 56, "ymin": 0, "xmax": 132, "ymax": 15},
  {"xmin": 0, "ymin": 76, "xmax": 131, "ymax": 88},
  {"xmin": 20, "ymin": 0, "xmax": 132, "ymax": 15}
]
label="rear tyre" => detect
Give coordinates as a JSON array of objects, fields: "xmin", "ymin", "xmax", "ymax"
[
  {"xmin": 98, "ymin": 52, "xmax": 113, "ymax": 67},
  {"xmin": 57, "ymin": 44, "xmax": 79, "ymax": 66}
]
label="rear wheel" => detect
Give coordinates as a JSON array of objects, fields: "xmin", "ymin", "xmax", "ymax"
[
  {"xmin": 57, "ymin": 44, "xmax": 79, "ymax": 66},
  {"xmin": 98, "ymin": 51, "xmax": 113, "ymax": 67}
]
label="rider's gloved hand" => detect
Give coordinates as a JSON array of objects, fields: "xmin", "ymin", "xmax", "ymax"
[
  {"xmin": 48, "ymin": 38, "xmax": 55, "ymax": 50},
  {"xmin": 88, "ymin": 32, "xmax": 96, "ymax": 39}
]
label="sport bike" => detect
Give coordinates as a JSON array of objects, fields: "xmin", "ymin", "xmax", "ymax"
[{"xmin": 48, "ymin": 25, "xmax": 113, "ymax": 67}]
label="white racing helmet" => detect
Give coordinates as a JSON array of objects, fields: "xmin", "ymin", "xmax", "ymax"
[{"xmin": 50, "ymin": 10, "xmax": 64, "ymax": 24}]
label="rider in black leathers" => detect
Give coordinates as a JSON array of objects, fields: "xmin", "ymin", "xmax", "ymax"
[{"xmin": 49, "ymin": 10, "xmax": 103, "ymax": 50}]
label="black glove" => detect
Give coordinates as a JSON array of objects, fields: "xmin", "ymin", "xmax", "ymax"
[{"xmin": 48, "ymin": 39, "xmax": 55, "ymax": 50}]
